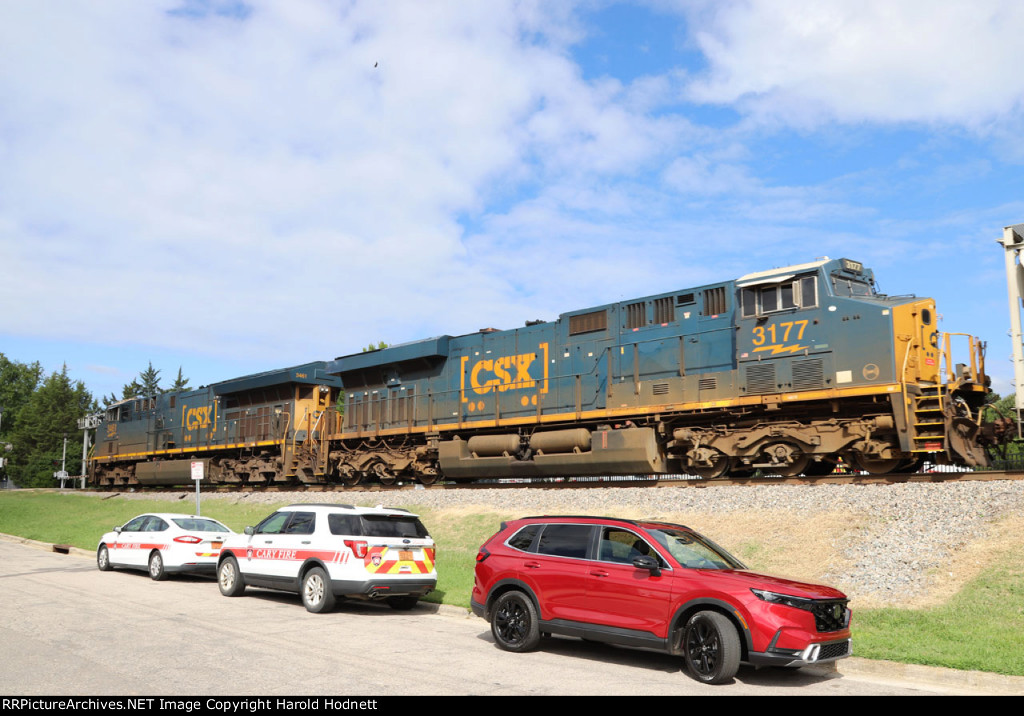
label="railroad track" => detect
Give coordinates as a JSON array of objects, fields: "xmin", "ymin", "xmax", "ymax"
[{"xmin": 90, "ymin": 468, "xmax": 1023, "ymax": 494}]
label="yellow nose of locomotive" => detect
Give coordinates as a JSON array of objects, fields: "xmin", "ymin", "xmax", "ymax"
[{"xmin": 892, "ymin": 299, "xmax": 940, "ymax": 387}]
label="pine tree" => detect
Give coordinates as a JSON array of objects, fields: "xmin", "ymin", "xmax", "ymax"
[
  {"xmin": 168, "ymin": 366, "xmax": 190, "ymax": 393},
  {"xmin": 7, "ymin": 365, "xmax": 95, "ymax": 487},
  {"xmin": 0, "ymin": 353, "xmax": 43, "ymax": 440},
  {"xmin": 138, "ymin": 362, "xmax": 162, "ymax": 396}
]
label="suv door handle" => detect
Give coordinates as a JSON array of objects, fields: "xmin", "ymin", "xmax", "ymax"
[
  {"xmin": 590, "ymin": 570, "xmax": 609, "ymax": 578},
  {"xmin": 524, "ymin": 561, "xmax": 542, "ymax": 569}
]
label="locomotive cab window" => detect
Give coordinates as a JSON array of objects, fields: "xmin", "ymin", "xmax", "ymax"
[
  {"xmin": 831, "ymin": 273, "xmax": 876, "ymax": 297},
  {"xmin": 741, "ymin": 274, "xmax": 818, "ymax": 318}
]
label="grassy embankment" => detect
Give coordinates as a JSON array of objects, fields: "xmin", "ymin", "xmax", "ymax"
[{"xmin": 0, "ymin": 490, "xmax": 1021, "ymax": 677}]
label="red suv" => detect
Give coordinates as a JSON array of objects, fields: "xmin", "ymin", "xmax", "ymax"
[{"xmin": 472, "ymin": 516, "xmax": 851, "ymax": 684}]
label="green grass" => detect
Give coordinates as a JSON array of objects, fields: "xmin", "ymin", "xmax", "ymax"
[
  {"xmin": 2, "ymin": 491, "xmax": 1022, "ymax": 677},
  {"xmin": 852, "ymin": 552, "xmax": 1024, "ymax": 676}
]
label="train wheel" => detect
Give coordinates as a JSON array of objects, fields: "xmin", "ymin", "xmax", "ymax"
[
  {"xmin": 372, "ymin": 463, "xmax": 397, "ymax": 486},
  {"xmin": 689, "ymin": 451, "xmax": 730, "ymax": 479},
  {"xmin": 768, "ymin": 455, "xmax": 810, "ymax": 477},
  {"xmin": 416, "ymin": 472, "xmax": 440, "ymax": 486},
  {"xmin": 761, "ymin": 443, "xmax": 809, "ymax": 477},
  {"xmin": 853, "ymin": 455, "xmax": 903, "ymax": 475},
  {"xmin": 337, "ymin": 464, "xmax": 363, "ymax": 487}
]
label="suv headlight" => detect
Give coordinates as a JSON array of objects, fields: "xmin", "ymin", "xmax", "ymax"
[{"xmin": 750, "ymin": 588, "xmax": 815, "ymax": 611}]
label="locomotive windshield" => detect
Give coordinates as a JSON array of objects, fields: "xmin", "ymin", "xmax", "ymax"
[{"xmin": 831, "ymin": 274, "xmax": 877, "ymax": 297}]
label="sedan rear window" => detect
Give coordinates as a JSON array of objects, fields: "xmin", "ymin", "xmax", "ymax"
[{"xmin": 171, "ymin": 518, "xmax": 229, "ymax": 532}]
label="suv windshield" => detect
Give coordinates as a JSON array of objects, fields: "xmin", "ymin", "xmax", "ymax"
[{"xmin": 646, "ymin": 527, "xmax": 745, "ymax": 570}]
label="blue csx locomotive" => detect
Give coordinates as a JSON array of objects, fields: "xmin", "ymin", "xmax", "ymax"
[{"xmin": 89, "ymin": 257, "xmax": 994, "ymax": 486}]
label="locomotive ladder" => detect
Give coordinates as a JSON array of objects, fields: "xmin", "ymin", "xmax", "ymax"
[
  {"xmin": 283, "ymin": 408, "xmax": 329, "ymax": 480},
  {"xmin": 910, "ymin": 386, "xmax": 948, "ymax": 453}
]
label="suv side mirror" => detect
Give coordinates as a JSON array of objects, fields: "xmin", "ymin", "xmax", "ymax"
[
  {"xmin": 633, "ymin": 554, "xmax": 661, "ymax": 577},
  {"xmin": 244, "ymin": 526, "xmax": 255, "ymax": 536}
]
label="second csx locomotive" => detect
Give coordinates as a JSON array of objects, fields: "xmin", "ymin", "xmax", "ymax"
[{"xmin": 89, "ymin": 257, "xmax": 993, "ymax": 486}]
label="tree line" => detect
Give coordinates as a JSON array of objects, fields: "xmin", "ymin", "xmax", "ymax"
[{"xmin": 0, "ymin": 355, "xmax": 189, "ymax": 488}]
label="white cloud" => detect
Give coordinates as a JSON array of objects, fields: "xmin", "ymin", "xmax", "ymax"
[
  {"xmin": 0, "ymin": 0, "xmax": 690, "ymax": 365},
  {"xmin": 681, "ymin": 0, "xmax": 1024, "ymax": 129}
]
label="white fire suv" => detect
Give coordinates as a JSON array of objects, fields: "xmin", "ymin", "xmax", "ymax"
[{"xmin": 217, "ymin": 503, "xmax": 437, "ymax": 613}]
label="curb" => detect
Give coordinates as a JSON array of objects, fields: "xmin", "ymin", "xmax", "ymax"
[
  {"xmin": 0, "ymin": 531, "xmax": 94, "ymax": 559},
  {"xmin": 835, "ymin": 656, "xmax": 1024, "ymax": 695}
]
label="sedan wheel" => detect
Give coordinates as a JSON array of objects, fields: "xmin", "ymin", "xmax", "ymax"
[
  {"xmin": 97, "ymin": 545, "xmax": 111, "ymax": 572},
  {"xmin": 148, "ymin": 551, "xmax": 167, "ymax": 581},
  {"xmin": 682, "ymin": 611, "xmax": 741, "ymax": 684}
]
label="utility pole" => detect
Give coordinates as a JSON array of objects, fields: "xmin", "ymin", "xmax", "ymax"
[
  {"xmin": 998, "ymin": 223, "xmax": 1024, "ymax": 438},
  {"xmin": 77, "ymin": 413, "xmax": 101, "ymax": 489}
]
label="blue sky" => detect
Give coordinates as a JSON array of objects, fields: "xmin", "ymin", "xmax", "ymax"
[{"xmin": 2, "ymin": 0, "xmax": 1023, "ymax": 402}]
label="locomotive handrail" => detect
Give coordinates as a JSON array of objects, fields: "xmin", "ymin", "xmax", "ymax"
[
  {"xmin": 897, "ymin": 332, "xmax": 914, "ymax": 436},
  {"xmin": 941, "ymin": 332, "xmax": 984, "ymax": 385}
]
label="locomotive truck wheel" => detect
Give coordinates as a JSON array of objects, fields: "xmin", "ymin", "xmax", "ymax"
[
  {"xmin": 689, "ymin": 451, "xmax": 731, "ymax": 479},
  {"xmin": 416, "ymin": 471, "xmax": 439, "ymax": 486},
  {"xmin": 339, "ymin": 467, "xmax": 363, "ymax": 487},
  {"xmin": 761, "ymin": 443, "xmax": 809, "ymax": 477},
  {"xmin": 372, "ymin": 463, "xmax": 397, "ymax": 486},
  {"xmin": 768, "ymin": 455, "xmax": 810, "ymax": 477}
]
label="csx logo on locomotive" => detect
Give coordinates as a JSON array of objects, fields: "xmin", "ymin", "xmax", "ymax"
[
  {"xmin": 460, "ymin": 343, "xmax": 550, "ymax": 400},
  {"xmin": 183, "ymin": 405, "xmax": 215, "ymax": 431}
]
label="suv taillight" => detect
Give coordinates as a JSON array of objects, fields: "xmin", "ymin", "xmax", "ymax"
[
  {"xmin": 475, "ymin": 547, "xmax": 490, "ymax": 563},
  {"xmin": 173, "ymin": 535, "xmax": 202, "ymax": 544},
  {"xmin": 345, "ymin": 539, "xmax": 368, "ymax": 558}
]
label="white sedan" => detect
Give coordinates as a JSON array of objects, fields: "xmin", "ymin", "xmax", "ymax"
[{"xmin": 97, "ymin": 513, "xmax": 234, "ymax": 580}]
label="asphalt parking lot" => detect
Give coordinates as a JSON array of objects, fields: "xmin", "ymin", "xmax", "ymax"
[{"xmin": 0, "ymin": 537, "xmax": 1018, "ymax": 696}]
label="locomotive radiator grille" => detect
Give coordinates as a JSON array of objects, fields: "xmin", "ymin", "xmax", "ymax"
[
  {"xmin": 791, "ymin": 359, "xmax": 824, "ymax": 391},
  {"xmin": 746, "ymin": 364, "xmax": 777, "ymax": 395}
]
